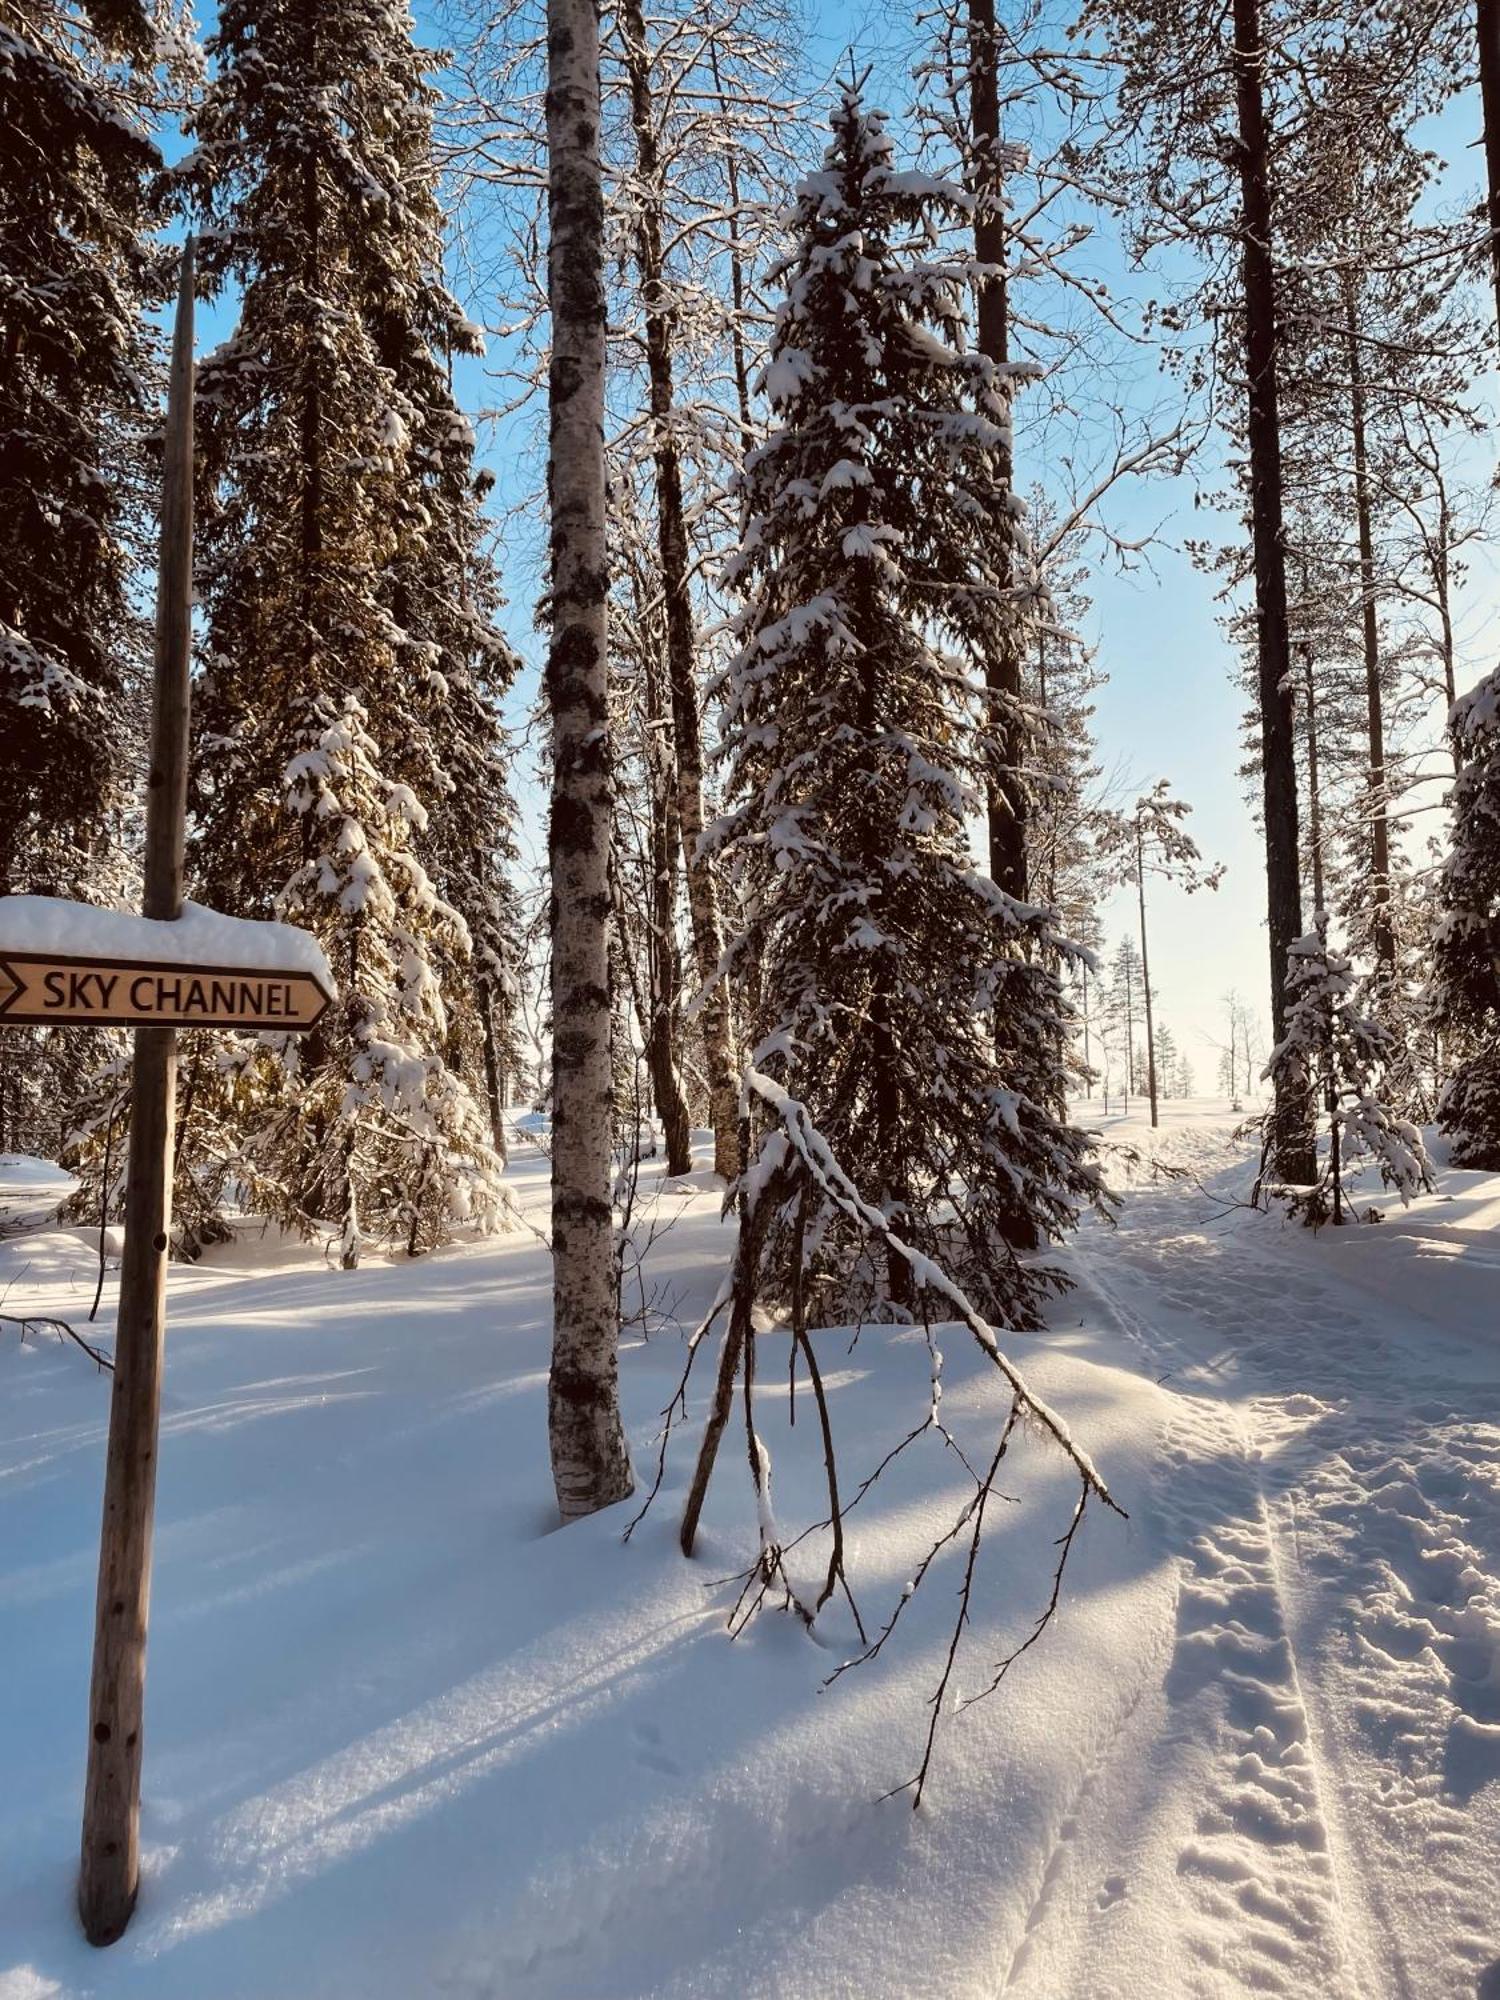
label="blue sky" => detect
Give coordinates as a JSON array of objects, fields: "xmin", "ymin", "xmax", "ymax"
[
  {"xmin": 440, "ymin": 3, "xmax": 1497, "ymax": 1082},
  {"xmin": 207, "ymin": 1, "xmax": 1498, "ymax": 1085}
]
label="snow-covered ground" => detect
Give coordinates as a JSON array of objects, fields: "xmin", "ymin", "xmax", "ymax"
[{"xmin": 2, "ymin": 1103, "xmax": 1497, "ymax": 1998}]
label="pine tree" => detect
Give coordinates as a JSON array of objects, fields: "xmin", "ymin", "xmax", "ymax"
[
  {"xmin": 1098, "ymin": 782, "xmax": 1220, "ymax": 1126},
  {"xmin": 714, "ymin": 90, "xmax": 1101, "ymax": 1326},
  {"xmin": 168, "ymin": 0, "xmax": 509, "ymax": 1256},
  {"xmin": 1154, "ymin": 1024, "xmax": 1178, "ymax": 1097},
  {"xmin": 1107, "ymin": 935, "xmax": 1145, "ymax": 1100},
  {"xmin": 1265, "ymin": 920, "xmax": 1431, "ymax": 1225},
  {"xmin": 0, "ymin": 0, "xmax": 168, "ymax": 898},
  {"xmin": 1430, "ymin": 670, "xmax": 1500, "ymax": 1167},
  {"xmin": 0, "ymin": 2, "xmax": 179, "ymax": 1160}
]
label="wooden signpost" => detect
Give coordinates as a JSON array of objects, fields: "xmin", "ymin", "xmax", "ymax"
[
  {"xmin": 12, "ymin": 240, "xmax": 333, "ymax": 1949},
  {"xmin": 0, "ymin": 953, "xmax": 331, "ymax": 1031}
]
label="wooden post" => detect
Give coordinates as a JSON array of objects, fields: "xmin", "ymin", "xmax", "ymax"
[{"xmin": 78, "ymin": 238, "xmax": 195, "ymax": 1948}]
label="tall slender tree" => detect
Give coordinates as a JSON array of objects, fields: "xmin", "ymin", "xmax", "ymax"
[
  {"xmin": 544, "ymin": 0, "xmax": 634, "ymax": 1517},
  {"xmin": 715, "ymin": 89, "xmax": 1102, "ymax": 1327},
  {"xmin": 0, "ymin": 0, "xmax": 166, "ymax": 897},
  {"xmin": 1098, "ymin": 782, "xmax": 1221, "ymax": 1127},
  {"xmin": 167, "ymin": 0, "xmax": 508, "ymax": 1259},
  {"xmin": 1085, "ymin": 0, "xmax": 1320, "ymax": 1176}
]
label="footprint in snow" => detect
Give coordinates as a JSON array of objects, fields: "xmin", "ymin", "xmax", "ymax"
[
  {"xmin": 1096, "ymin": 1874, "xmax": 1127, "ymax": 1910},
  {"xmin": 632, "ymin": 1719, "xmax": 681, "ymax": 1777}
]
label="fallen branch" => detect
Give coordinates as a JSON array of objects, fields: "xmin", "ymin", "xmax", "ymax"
[
  {"xmin": 744, "ymin": 1069, "xmax": 1121, "ymax": 1515},
  {"xmin": 3, "ymin": 1311, "xmax": 114, "ymax": 1372},
  {"xmin": 633, "ymin": 1070, "xmax": 1123, "ymax": 1807}
]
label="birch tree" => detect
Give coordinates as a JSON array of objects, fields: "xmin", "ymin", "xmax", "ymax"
[{"xmin": 545, "ymin": 0, "xmax": 634, "ymax": 1518}]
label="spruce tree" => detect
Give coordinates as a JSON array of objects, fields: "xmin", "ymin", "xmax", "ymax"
[
  {"xmin": 0, "ymin": 2, "xmax": 174, "ymax": 1161},
  {"xmin": 1430, "ymin": 672, "xmax": 1500, "ymax": 1167},
  {"xmin": 0, "ymin": 0, "xmax": 165, "ymax": 897},
  {"xmin": 1266, "ymin": 921, "xmax": 1431, "ymax": 1224},
  {"xmin": 171, "ymin": 0, "xmax": 510, "ymax": 1257},
  {"xmin": 715, "ymin": 90, "xmax": 1101, "ymax": 1327}
]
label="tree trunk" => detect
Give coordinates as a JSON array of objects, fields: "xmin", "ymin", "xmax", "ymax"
[
  {"xmin": 871, "ymin": 979, "xmax": 913, "ymax": 1305},
  {"xmin": 480, "ymin": 984, "xmax": 508, "ymax": 1163},
  {"xmin": 968, "ymin": 0, "xmax": 1028, "ymax": 908},
  {"xmin": 1434, "ymin": 481, "xmax": 1460, "ymax": 777},
  {"xmin": 545, "ymin": 0, "xmax": 633, "ymax": 1522},
  {"xmin": 705, "ymin": 37, "xmax": 756, "ymax": 461},
  {"xmin": 620, "ymin": 0, "xmax": 738, "ymax": 1181},
  {"xmin": 300, "ymin": 140, "xmax": 323, "ymax": 656},
  {"xmin": 639, "ymin": 601, "xmax": 693, "ymax": 1177},
  {"xmin": 1302, "ymin": 639, "xmax": 1326, "ymax": 914},
  {"xmin": 1136, "ymin": 824, "xmax": 1159, "ymax": 1129},
  {"xmin": 1230, "ymin": 0, "xmax": 1314, "ymax": 1182},
  {"xmin": 1478, "ymin": 0, "xmax": 1500, "ymax": 346},
  {"xmin": 1343, "ymin": 273, "xmax": 1394, "ymax": 973}
]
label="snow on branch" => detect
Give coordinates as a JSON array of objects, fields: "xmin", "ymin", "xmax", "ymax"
[
  {"xmin": 744, "ymin": 1069, "xmax": 1120, "ymax": 1512},
  {"xmin": 631, "ymin": 1073, "xmax": 1122, "ymax": 1807}
]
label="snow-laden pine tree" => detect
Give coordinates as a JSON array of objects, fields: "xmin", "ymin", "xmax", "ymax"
[
  {"xmin": 1264, "ymin": 920, "xmax": 1431, "ymax": 1226},
  {"xmin": 166, "ymin": 0, "xmax": 510, "ymax": 1257},
  {"xmin": 379, "ymin": 386, "xmax": 524, "ymax": 1160},
  {"xmin": 713, "ymin": 90, "xmax": 1101, "ymax": 1326},
  {"xmin": 0, "ymin": 1, "xmax": 175, "ymax": 1161},
  {"xmin": 0, "ymin": 0, "xmax": 166, "ymax": 899},
  {"xmin": 277, "ymin": 697, "xmax": 504, "ymax": 1263},
  {"xmin": 1430, "ymin": 671, "xmax": 1500, "ymax": 1168}
]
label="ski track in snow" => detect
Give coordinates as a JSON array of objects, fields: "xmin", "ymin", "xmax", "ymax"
[
  {"xmin": 4, "ymin": 1117, "xmax": 1500, "ymax": 1999},
  {"xmin": 1047, "ymin": 1119, "xmax": 1500, "ymax": 2000}
]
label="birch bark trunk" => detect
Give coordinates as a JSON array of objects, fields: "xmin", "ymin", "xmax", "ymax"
[{"xmin": 545, "ymin": 0, "xmax": 633, "ymax": 1520}]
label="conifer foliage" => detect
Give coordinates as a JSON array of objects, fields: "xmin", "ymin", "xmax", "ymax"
[
  {"xmin": 0, "ymin": 0, "xmax": 163, "ymax": 900},
  {"xmin": 1263, "ymin": 920, "xmax": 1431, "ymax": 1227},
  {"xmin": 1430, "ymin": 670, "xmax": 1500, "ymax": 1168},
  {"xmin": 714, "ymin": 90, "xmax": 1101, "ymax": 1327},
  {"xmin": 173, "ymin": 0, "xmax": 516, "ymax": 1260}
]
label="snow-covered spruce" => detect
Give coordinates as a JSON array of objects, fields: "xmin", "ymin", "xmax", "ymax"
[
  {"xmin": 275, "ymin": 696, "xmax": 506, "ymax": 1264},
  {"xmin": 1430, "ymin": 665, "xmax": 1500, "ymax": 1168},
  {"xmin": 73, "ymin": 0, "xmax": 519, "ymax": 1259},
  {"xmin": 0, "ymin": 0, "xmax": 184, "ymax": 1157},
  {"xmin": 0, "ymin": 0, "xmax": 163, "ymax": 899},
  {"xmin": 711, "ymin": 89, "xmax": 1103, "ymax": 1327},
  {"xmin": 1262, "ymin": 920, "xmax": 1431, "ymax": 1227}
]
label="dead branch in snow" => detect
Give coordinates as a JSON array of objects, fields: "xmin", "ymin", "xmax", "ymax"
[
  {"xmin": 2, "ymin": 1311, "xmax": 114, "ymax": 1372},
  {"xmin": 629, "ymin": 1069, "xmax": 1123, "ymax": 1803}
]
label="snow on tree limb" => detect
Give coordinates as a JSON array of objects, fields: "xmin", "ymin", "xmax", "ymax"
[{"xmin": 743, "ymin": 1066, "xmax": 1121, "ymax": 1515}]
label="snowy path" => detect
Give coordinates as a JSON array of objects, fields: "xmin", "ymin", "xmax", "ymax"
[
  {"xmin": 1009, "ymin": 1115, "xmax": 1500, "ymax": 2000},
  {"xmin": 3, "ymin": 1114, "xmax": 1500, "ymax": 1998}
]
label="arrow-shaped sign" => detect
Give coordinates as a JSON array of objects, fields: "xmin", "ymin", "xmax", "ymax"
[{"xmin": 0, "ymin": 951, "xmax": 332, "ymax": 1031}]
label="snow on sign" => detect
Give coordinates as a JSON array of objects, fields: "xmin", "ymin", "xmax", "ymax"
[{"xmin": 0, "ymin": 897, "xmax": 335, "ymax": 1032}]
